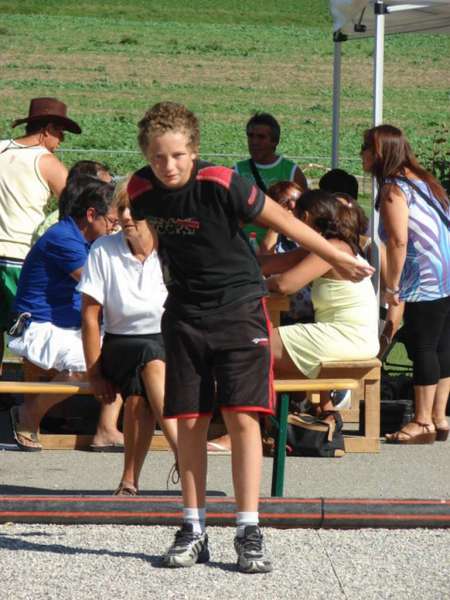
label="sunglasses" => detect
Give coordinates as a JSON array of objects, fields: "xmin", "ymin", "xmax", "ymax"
[{"xmin": 360, "ymin": 143, "xmax": 371, "ymax": 153}]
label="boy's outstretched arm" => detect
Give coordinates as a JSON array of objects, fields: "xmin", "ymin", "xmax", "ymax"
[{"xmin": 254, "ymin": 195, "xmax": 375, "ymax": 282}]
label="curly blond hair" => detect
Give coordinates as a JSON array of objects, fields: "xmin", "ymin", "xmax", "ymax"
[{"xmin": 137, "ymin": 101, "xmax": 200, "ymax": 155}]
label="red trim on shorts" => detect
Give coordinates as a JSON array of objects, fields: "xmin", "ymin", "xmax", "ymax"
[
  {"xmin": 171, "ymin": 411, "xmax": 213, "ymax": 420},
  {"xmin": 260, "ymin": 297, "xmax": 276, "ymax": 414},
  {"xmin": 196, "ymin": 166, "xmax": 233, "ymax": 190},
  {"xmin": 221, "ymin": 405, "xmax": 274, "ymax": 415}
]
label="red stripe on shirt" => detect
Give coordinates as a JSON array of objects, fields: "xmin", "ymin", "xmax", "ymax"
[
  {"xmin": 247, "ymin": 186, "xmax": 257, "ymax": 206},
  {"xmin": 128, "ymin": 175, "xmax": 153, "ymax": 202},
  {"xmin": 196, "ymin": 166, "xmax": 233, "ymax": 190}
]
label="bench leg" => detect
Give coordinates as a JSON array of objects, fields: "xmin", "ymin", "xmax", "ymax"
[{"xmin": 271, "ymin": 392, "xmax": 289, "ymax": 497}]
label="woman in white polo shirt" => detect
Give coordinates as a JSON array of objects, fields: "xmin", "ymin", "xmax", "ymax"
[{"xmin": 79, "ymin": 179, "xmax": 177, "ymax": 495}]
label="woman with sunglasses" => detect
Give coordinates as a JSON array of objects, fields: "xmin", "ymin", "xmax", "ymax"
[{"xmin": 362, "ymin": 124, "xmax": 450, "ymax": 444}]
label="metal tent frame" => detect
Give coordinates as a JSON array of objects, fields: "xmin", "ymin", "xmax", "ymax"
[{"xmin": 329, "ymin": 0, "xmax": 450, "ymax": 286}]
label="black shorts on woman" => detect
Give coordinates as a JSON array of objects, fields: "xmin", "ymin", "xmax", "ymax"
[
  {"xmin": 101, "ymin": 332, "xmax": 165, "ymax": 401},
  {"xmin": 128, "ymin": 161, "xmax": 275, "ymax": 418}
]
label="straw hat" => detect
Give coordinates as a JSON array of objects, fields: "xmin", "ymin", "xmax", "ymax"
[{"xmin": 11, "ymin": 97, "xmax": 81, "ymax": 134}]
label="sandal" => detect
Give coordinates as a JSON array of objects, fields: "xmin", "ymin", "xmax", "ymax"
[
  {"xmin": 113, "ymin": 481, "xmax": 138, "ymax": 496},
  {"xmin": 385, "ymin": 421, "xmax": 436, "ymax": 445},
  {"xmin": 9, "ymin": 406, "xmax": 42, "ymax": 452},
  {"xmin": 433, "ymin": 419, "xmax": 449, "ymax": 442}
]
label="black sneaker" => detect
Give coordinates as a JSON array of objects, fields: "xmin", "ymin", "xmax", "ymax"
[
  {"xmin": 161, "ymin": 523, "xmax": 210, "ymax": 568},
  {"xmin": 234, "ymin": 525, "xmax": 273, "ymax": 573}
]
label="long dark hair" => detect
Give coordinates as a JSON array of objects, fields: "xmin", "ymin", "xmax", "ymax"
[
  {"xmin": 363, "ymin": 124, "xmax": 448, "ymax": 210},
  {"xmin": 296, "ymin": 189, "xmax": 361, "ymax": 256}
]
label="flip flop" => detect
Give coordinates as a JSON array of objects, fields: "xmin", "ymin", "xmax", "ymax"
[
  {"xmin": 206, "ymin": 441, "xmax": 231, "ymax": 455},
  {"xmin": 90, "ymin": 442, "xmax": 124, "ymax": 453},
  {"xmin": 9, "ymin": 406, "xmax": 42, "ymax": 452}
]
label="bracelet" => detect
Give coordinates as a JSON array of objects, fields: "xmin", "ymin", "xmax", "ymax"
[{"xmin": 385, "ymin": 286, "xmax": 400, "ymax": 294}]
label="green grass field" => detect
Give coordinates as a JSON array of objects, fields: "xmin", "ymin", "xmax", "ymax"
[{"xmin": 1, "ymin": 0, "xmax": 449, "ymax": 203}]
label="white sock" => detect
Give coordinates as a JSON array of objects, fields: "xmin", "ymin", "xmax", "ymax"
[
  {"xmin": 236, "ymin": 511, "xmax": 259, "ymax": 537},
  {"xmin": 183, "ymin": 507, "xmax": 206, "ymax": 534}
]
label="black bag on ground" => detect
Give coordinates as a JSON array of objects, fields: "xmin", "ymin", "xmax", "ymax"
[
  {"xmin": 359, "ymin": 370, "xmax": 414, "ymax": 435},
  {"xmin": 286, "ymin": 411, "xmax": 345, "ymax": 457}
]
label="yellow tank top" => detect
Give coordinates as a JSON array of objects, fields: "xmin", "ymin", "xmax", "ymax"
[
  {"xmin": 0, "ymin": 139, "xmax": 51, "ymax": 259},
  {"xmin": 312, "ymin": 275, "xmax": 378, "ymax": 330}
]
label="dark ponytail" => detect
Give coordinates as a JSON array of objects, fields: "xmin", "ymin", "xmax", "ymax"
[{"xmin": 296, "ymin": 189, "xmax": 361, "ymax": 255}]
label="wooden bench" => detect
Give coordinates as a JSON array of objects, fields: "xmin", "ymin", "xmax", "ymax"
[
  {"xmin": 317, "ymin": 358, "xmax": 381, "ymax": 450},
  {"xmin": 271, "ymin": 358, "xmax": 381, "ymax": 497},
  {"xmin": 0, "ymin": 380, "xmax": 174, "ymax": 450},
  {"xmin": 0, "ymin": 378, "xmax": 224, "ymax": 450},
  {"xmin": 271, "ymin": 378, "xmax": 359, "ymax": 497}
]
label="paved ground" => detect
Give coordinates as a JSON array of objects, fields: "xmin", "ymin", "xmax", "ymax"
[
  {"xmin": 1, "ymin": 411, "xmax": 449, "ymax": 599},
  {"xmin": 1, "ymin": 442, "xmax": 449, "ymax": 499}
]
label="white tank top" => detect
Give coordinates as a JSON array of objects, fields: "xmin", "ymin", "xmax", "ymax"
[{"xmin": 0, "ymin": 139, "xmax": 51, "ymax": 259}]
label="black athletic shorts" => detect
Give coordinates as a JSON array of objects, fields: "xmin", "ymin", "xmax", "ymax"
[
  {"xmin": 161, "ymin": 298, "xmax": 275, "ymax": 418},
  {"xmin": 101, "ymin": 332, "xmax": 165, "ymax": 401}
]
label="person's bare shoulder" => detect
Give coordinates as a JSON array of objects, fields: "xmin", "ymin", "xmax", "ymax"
[{"xmin": 39, "ymin": 153, "xmax": 68, "ymax": 199}]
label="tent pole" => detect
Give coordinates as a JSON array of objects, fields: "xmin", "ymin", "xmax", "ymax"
[
  {"xmin": 331, "ymin": 39, "xmax": 342, "ymax": 168},
  {"xmin": 370, "ymin": 1, "xmax": 386, "ymax": 295},
  {"xmin": 373, "ymin": 1, "xmax": 385, "ymax": 126}
]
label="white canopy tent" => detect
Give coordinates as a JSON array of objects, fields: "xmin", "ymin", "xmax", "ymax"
[
  {"xmin": 329, "ymin": 0, "xmax": 450, "ymax": 288},
  {"xmin": 330, "ymin": 0, "xmax": 450, "ymax": 167}
]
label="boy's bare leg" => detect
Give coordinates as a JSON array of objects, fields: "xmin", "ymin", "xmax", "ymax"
[
  {"xmin": 141, "ymin": 360, "xmax": 177, "ymax": 455},
  {"xmin": 119, "ymin": 395, "xmax": 155, "ymax": 492},
  {"xmin": 161, "ymin": 415, "xmax": 210, "ymax": 568},
  {"xmin": 177, "ymin": 416, "xmax": 210, "ymax": 508},
  {"xmin": 222, "ymin": 411, "xmax": 262, "ymax": 511},
  {"xmin": 222, "ymin": 410, "xmax": 272, "ymax": 573}
]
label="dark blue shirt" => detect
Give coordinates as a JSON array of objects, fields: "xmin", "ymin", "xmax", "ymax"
[{"xmin": 14, "ymin": 217, "xmax": 89, "ymax": 327}]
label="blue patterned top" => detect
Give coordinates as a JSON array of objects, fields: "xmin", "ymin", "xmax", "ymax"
[{"xmin": 379, "ymin": 178, "xmax": 450, "ymax": 302}]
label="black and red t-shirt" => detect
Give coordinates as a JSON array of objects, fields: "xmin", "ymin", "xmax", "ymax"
[{"xmin": 128, "ymin": 160, "xmax": 267, "ymax": 317}]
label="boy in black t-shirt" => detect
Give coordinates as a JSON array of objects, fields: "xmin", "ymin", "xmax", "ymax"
[{"xmin": 128, "ymin": 102, "xmax": 373, "ymax": 574}]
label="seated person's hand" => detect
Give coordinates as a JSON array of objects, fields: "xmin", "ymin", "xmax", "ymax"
[
  {"xmin": 89, "ymin": 372, "xmax": 116, "ymax": 404},
  {"xmin": 334, "ymin": 253, "xmax": 375, "ymax": 282}
]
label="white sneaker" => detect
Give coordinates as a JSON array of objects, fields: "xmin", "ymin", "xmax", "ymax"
[
  {"xmin": 234, "ymin": 525, "xmax": 273, "ymax": 573},
  {"xmin": 161, "ymin": 523, "xmax": 210, "ymax": 568}
]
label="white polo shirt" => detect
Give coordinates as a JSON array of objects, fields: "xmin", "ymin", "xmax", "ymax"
[{"xmin": 78, "ymin": 231, "xmax": 167, "ymax": 335}]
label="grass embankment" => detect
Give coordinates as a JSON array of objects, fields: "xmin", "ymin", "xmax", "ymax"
[{"xmin": 0, "ymin": 0, "xmax": 448, "ymax": 213}]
